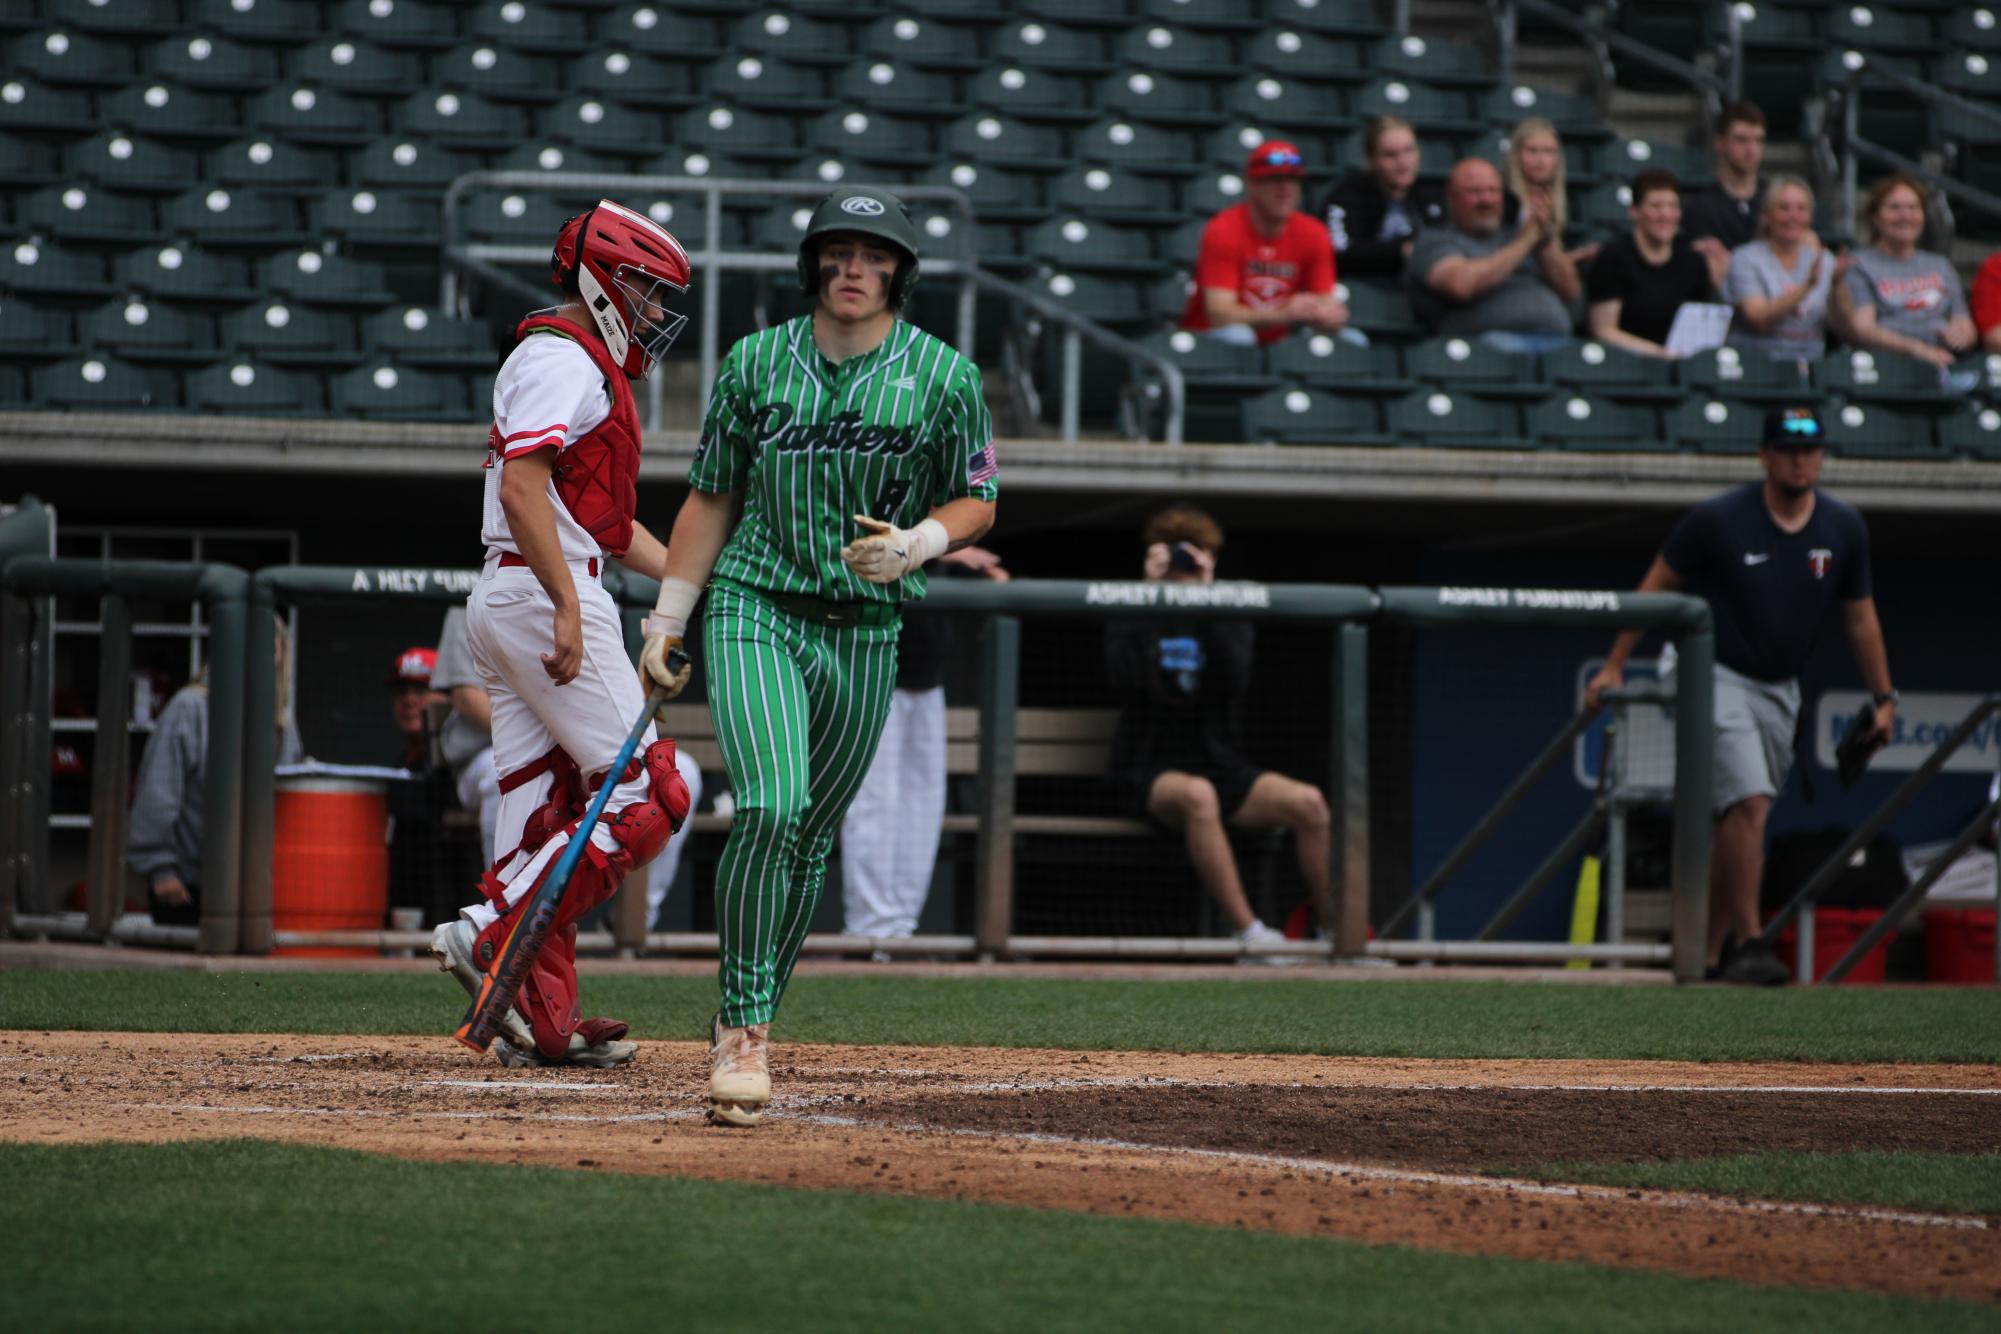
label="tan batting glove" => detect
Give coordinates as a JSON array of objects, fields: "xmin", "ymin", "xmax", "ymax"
[
  {"xmin": 839, "ymin": 514, "xmax": 949, "ymax": 584},
  {"xmin": 639, "ymin": 625, "xmax": 691, "ymax": 700}
]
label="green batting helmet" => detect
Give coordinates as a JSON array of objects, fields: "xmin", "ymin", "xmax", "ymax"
[{"xmin": 795, "ymin": 187, "xmax": 921, "ymax": 309}]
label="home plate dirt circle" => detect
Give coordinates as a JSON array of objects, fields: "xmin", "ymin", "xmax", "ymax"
[{"xmin": 3, "ymin": 1032, "xmax": 1997, "ymax": 1303}]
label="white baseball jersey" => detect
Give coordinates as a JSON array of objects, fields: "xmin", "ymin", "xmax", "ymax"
[{"xmin": 481, "ymin": 334, "xmax": 613, "ymax": 563}]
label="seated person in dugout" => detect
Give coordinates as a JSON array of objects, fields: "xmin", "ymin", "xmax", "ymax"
[{"xmin": 1104, "ymin": 504, "xmax": 1334, "ymax": 958}]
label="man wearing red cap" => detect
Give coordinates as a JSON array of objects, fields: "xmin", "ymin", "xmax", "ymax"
[
  {"xmin": 384, "ymin": 645, "xmax": 454, "ymax": 928},
  {"xmin": 1180, "ymin": 140, "xmax": 1351, "ymax": 346}
]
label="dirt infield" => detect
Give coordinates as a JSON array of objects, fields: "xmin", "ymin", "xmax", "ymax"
[{"xmin": 3, "ymin": 1031, "xmax": 1997, "ymax": 1304}]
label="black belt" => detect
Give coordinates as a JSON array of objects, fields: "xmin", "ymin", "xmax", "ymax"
[{"xmin": 723, "ymin": 580, "xmax": 900, "ymax": 628}]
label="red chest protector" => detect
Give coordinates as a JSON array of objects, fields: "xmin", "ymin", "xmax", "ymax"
[{"xmin": 488, "ymin": 314, "xmax": 642, "ymax": 557}]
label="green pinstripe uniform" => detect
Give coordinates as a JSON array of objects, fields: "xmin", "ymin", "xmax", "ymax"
[{"xmin": 691, "ymin": 315, "xmax": 998, "ymax": 1026}]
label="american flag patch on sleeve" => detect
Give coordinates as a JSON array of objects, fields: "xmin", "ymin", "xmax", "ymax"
[{"xmin": 967, "ymin": 444, "xmax": 998, "ymax": 487}]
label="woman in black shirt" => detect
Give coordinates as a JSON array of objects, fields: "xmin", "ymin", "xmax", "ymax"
[
  {"xmin": 1585, "ymin": 168, "xmax": 1715, "ymax": 358},
  {"xmin": 1321, "ymin": 115, "xmax": 1443, "ymax": 281}
]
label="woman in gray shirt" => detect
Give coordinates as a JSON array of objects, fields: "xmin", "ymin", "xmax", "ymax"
[
  {"xmin": 1722, "ymin": 174, "xmax": 1837, "ymax": 368},
  {"xmin": 1834, "ymin": 173, "xmax": 1976, "ymax": 371}
]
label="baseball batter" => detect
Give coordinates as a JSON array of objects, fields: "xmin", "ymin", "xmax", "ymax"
[
  {"xmin": 643, "ymin": 187, "xmax": 999, "ymax": 1125},
  {"xmin": 429, "ymin": 199, "xmax": 693, "ymax": 1067}
]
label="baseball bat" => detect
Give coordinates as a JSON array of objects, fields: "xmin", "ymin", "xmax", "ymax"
[{"xmin": 455, "ymin": 655, "xmax": 684, "ymax": 1053}]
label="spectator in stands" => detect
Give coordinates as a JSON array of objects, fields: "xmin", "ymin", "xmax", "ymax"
[
  {"xmin": 1105, "ymin": 504, "xmax": 1335, "ymax": 961},
  {"xmin": 840, "ymin": 546, "xmax": 1008, "ymax": 958},
  {"xmin": 1684, "ymin": 101, "xmax": 1768, "ymax": 289},
  {"xmin": 1585, "ymin": 405, "xmax": 1897, "ymax": 985},
  {"xmin": 1504, "ymin": 116, "xmax": 1598, "ymax": 269},
  {"xmin": 1722, "ymin": 174, "xmax": 1837, "ymax": 369},
  {"xmin": 383, "ymin": 646, "xmax": 458, "ymax": 928},
  {"xmin": 1833, "ymin": 174, "xmax": 1977, "ymax": 385},
  {"xmin": 1971, "ymin": 251, "xmax": 2001, "ymax": 352},
  {"xmin": 1585, "ymin": 169, "xmax": 1715, "ymax": 358},
  {"xmin": 1322, "ymin": 115, "xmax": 1443, "ymax": 282},
  {"xmin": 1409, "ymin": 157, "xmax": 1581, "ymax": 355},
  {"xmin": 1180, "ymin": 140, "xmax": 1351, "ymax": 346},
  {"xmin": 129, "ymin": 616, "xmax": 304, "ymax": 926}
]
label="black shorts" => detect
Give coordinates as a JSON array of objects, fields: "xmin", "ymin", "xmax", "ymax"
[{"xmin": 1115, "ymin": 763, "xmax": 1266, "ymax": 828}]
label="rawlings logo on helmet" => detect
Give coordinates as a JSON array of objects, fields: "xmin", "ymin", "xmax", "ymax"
[{"xmin": 840, "ymin": 195, "xmax": 887, "ymax": 216}]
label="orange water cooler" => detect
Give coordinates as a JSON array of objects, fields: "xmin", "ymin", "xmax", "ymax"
[{"xmin": 272, "ymin": 775, "xmax": 389, "ymax": 957}]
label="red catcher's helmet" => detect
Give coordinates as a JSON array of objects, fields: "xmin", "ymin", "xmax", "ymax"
[{"xmin": 551, "ymin": 199, "xmax": 691, "ymax": 378}]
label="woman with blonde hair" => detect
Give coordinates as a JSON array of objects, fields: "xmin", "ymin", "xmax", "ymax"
[
  {"xmin": 1505, "ymin": 116, "xmax": 1597, "ymax": 268},
  {"xmin": 1721, "ymin": 173, "xmax": 1838, "ymax": 367},
  {"xmin": 1834, "ymin": 173, "xmax": 1976, "ymax": 372}
]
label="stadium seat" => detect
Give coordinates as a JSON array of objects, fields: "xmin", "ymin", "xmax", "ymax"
[
  {"xmin": 361, "ymin": 307, "xmax": 501, "ymax": 370},
  {"xmin": 353, "ymin": 139, "xmax": 483, "ymax": 194},
  {"xmin": 1373, "ymin": 34, "xmax": 1495, "ymax": 89},
  {"xmin": 0, "ymin": 76, "xmax": 99, "ymax": 134},
  {"xmin": 705, "ymin": 54, "xmax": 830, "ymax": 112},
  {"xmin": 249, "ymin": 83, "xmax": 381, "ymax": 147},
  {"xmin": 1406, "ymin": 337, "xmax": 1546, "ymax": 398},
  {"xmin": 1387, "ymin": 387, "xmax": 1530, "ymax": 449},
  {"xmin": 1825, "ymin": 6, "xmax": 1942, "ymax": 55},
  {"xmin": 541, "ymin": 95, "xmax": 664, "ymax": 157},
  {"xmin": 0, "ymin": 299, "xmax": 77, "ymax": 360},
  {"xmin": 1135, "ymin": 328, "xmax": 1273, "ymax": 392},
  {"xmin": 51, "ymin": 0, "xmax": 182, "ymax": 39},
  {"xmin": 858, "ymin": 14, "xmax": 984, "ymax": 70},
  {"xmin": 185, "ymin": 359, "xmax": 325, "ymax": 416},
  {"xmin": 1160, "ymin": 218, "xmax": 1208, "ymax": 271},
  {"xmin": 395, "ymin": 90, "xmax": 530, "ymax": 151},
  {"xmin": 673, "ymin": 102, "xmax": 799, "ymax": 161},
  {"xmin": 1264, "ymin": 0, "xmax": 1387, "ymax": 38},
  {"xmin": 1591, "ymin": 137, "xmax": 1714, "ymax": 188},
  {"xmin": 461, "ymin": 190, "xmax": 582, "ymax": 246},
  {"xmin": 834, "ymin": 60, "xmax": 962, "ymax": 115},
  {"xmin": 1668, "ymin": 397, "xmax": 1765, "ymax": 455},
  {"xmin": 599, "ymin": 4, "xmax": 725, "ymax": 61},
  {"xmin": 1679, "ymin": 345, "xmax": 1813, "ymax": 403},
  {"xmin": 429, "ymin": 42, "xmax": 561, "ymax": 104},
  {"xmin": 730, "ymin": 8, "xmax": 853, "ymax": 65},
  {"xmin": 966, "ymin": 65, "xmax": 1096, "ymax": 122},
  {"xmin": 914, "ymin": 210, "xmax": 1024, "ymax": 270},
  {"xmin": 1349, "ymin": 78, "xmax": 1480, "ymax": 135},
  {"xmin": 188, "ymin": 0, "xmax": 322, "ymax": 45},
  {"xmin": 335, "ymin": 0, "xmax": 459, "ymax": 50},
  {"xmin": 1822, "ymin": 401, "xmax": 1939, "ymax": 459},
  {"xmin": 1820, "ymin": 348, "xmax": 1959, "ymax": 406},
  {"xmin": 939, "ymin": 112, "xmax": 1067, "ymax": 169},
  {"xmin": 80, "ymin": 296, "xmax": 221, "ymax": 366},
  {"xmin": 102, "ymin": 81, "xmax": 242, "ymax": 141},
  {"xmin": 468, "ymin": 0, "xmax": 593, "ymax": 55},
  {"xmin": 1483, "ymin": 85, "xmax": 1609, "ymax": 139},
  {"xmin": 33, "ymin": 354, "xmax": 170, "ymax": 410},
  {"xmin": 1116, "ymin": 25, "xmax": 1239, "ymax": 78},
  {"xmin": 1243, "ymin": 385, "xmax": 1392, "ymax": 446},
  {"xmin": 1221, "ymin": 75, "xmax": 1346, "ymax": 132},
  {"xmin": 12, "ymin": 29, "xmax": 134, "ymax": 87},
  {"xmin": 1543, "ymin": 341, "xmax": 1680, "ymax": 405},
  {"xmin": 115, "ymin": 243, "xmax": 258, "ymax": 306},
  {"xmin": 1242, "ymin": 29, "xmax": 1366, "ymax": 84},
  {"xmin": 745, "ymin": 199, "xmax": 817, "ymax": 256},
  {"xmin": 1527, "ymin": 394, "xmax": 1660, "ymax": 452},
  {"xmin": 1140, "ymin": 271, "xmax": 1193, "ymax": 324},
  {"xmin": 1075, "ymin": 117, "xmax": 1197, "ymax": 174},
  {"xmin": 804, "ymin": 106, "xmax": 932, "ymax": 168},
  {"xmin": 1336, "ymin": 282, "xmax": 1421, "ymax": 340},
  {"xmin": 260, "ymin": 249, "xmax": 396, "ymax": 309},
  {"xmin": 64, "ymin": 133, "xmax": 197, "ymax": 195},
  {"xmin": 911, "ymin": 161, "xmax": 1050, "ymax": 224},
  {"xmin": 990, "ymin": 20, "xmax": 1114, "ymax": 75},
  {"xmin": 147, "ymin": 34, "xmax": 281, "ymax": 93},
  {"xmin": 1096, "ymin": 70, "xmax": 1222, "ymax": 126},
  {"xmin": 1939, "ymin": 403, "xmax": 2001, "ymax": 461},
  {"xmin": 570, "ymin": 50, "xmax": 701, "ymax": 109},
  {"xmin": 18, "ymin": 185, "xmax": 156, "ymax": 247},
  {"xmin": 627, "ymin": 196, "xmax": 716, "ymax": 252},
  {"xmin": 1269, "ymin": 334, "xmax": 1411, "ymax": 396},
  {"xmin": 1033, "ymin": 271, "xmax": 1147, "ymax": 325},
  {"xmin": 1135, "ymin": 0, "xmax": 1260, "ymax": 31},
  {"xmin": 493, "ymin": 142, "xmax": 623, "ymax": 178},
  {"xmin": 1181, "ymin": 170, "xmax": 1248, "ymax": 219},
  {"xmin": 331, "ymin": 362, "xmax": 466, "ymax": 420},
  {"xmin": 0, "ymin": 366, "xmax": 23, "ymax": 405},
  {"xmin": 313, "ymin": 188, "xmax": 442, "ymax": 250},
  {"xmin": 1936, "ymin": 51, "xmax": 2001, "ymax": 102},
  {"xmin": 162, "ymin": 187, "xmax": 308, "ymax": 248},
  {"xmin": 286, "ymin": 37, "xmax": 426, "ymax": 99},
  {"xmin": 206, "ymin": 138, "xmax": 339, "ymax": 197},
  {"xmin": 1048, "ymin": 166, "xmax": 1181, "ymax": 224},
  {"xmin": 1943, "ymin": 7, "xmax": 2001, "ymax": 54},
  {"xmin": 224, "ymin": 300, "xmax": 363, "ymax": 368},
  {"xmin": 1968, "ymin": 353, "xmax": 2001, "ymax": 399},
  {"xmin": 1026, "ymin": 216, "xmax": 1158, "ymax": 275}
]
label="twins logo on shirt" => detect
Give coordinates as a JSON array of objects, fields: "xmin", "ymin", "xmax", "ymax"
[
  {"xmin": 1244, "ymin": 255, "xmax": 1299, "ymax": 307},
  {"xmin": 1807, "ymin": 548, "xmax": 1833, "ymax": 579}
]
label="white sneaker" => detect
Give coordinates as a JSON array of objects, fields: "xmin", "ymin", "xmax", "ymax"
[
  {"xmin": 428, "ymin": 919, "xmax": 537, "ymax": 1053},
  {"xmin": 1237, "ymin": 920, "xmax": 1303, "ymax": 967},
  {"xmin": 708, "ymin": 1016, "xmax": 771, "ymax": 1127}
]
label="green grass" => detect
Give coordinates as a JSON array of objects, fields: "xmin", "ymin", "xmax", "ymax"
[
  {"xmin": 1505, "ymin": 1151, "xmax": 2001, "ymax": 1216},
  {"xmin": 4, "ymin": 969, "xmax": 2001, "ymax": 1063},
  {"xmin": 0, "ymin": 1140, "xmax": 1988, "ymax": 1334}
]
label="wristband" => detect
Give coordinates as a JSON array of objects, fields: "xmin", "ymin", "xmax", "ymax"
[
  {"xmin": 641, "ymin": 615, "xmax": 686, "ymax": 640},
  {"xmin": 912, "ymin": 518, "xmax": 951, "ymax": 566},
  {"xmin": 1872, "ymin": 690, "xmax": 1899, "ymax": 708},
  {"xmin": 649, "ymin": 575, "xmax": 701, "ymax": 631}
]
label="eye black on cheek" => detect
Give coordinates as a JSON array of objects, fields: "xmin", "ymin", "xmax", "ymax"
[{"xmin": 819, "ymin": 263, "xmax": 841, "ymax": 285}]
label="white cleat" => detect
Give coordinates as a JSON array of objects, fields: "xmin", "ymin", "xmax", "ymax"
[
  {"xmin": 492, "ymin": 1033, "xmax": 639, "ymax": 1069},
  {"xmin": 708, "ymin": 1017, "xmax": 770, "ymax": 1127},
  {"xmin": 428, "ymin": 919, "xmax": 537, "ymax": 1054}
]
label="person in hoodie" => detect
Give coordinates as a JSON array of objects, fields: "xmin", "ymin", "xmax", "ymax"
[{"xmin": 1321, "ymin": 115, "xmax": 1443, "ymax": 283}]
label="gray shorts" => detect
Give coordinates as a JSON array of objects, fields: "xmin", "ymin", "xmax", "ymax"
[{"xmin": 1710, "ymin": 665, "xmax": 1800, "ymax": 814}]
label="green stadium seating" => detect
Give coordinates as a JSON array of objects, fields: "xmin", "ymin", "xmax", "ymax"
[
  {"xmin": 746, "ymin": 199, "xmax": 816, "ymax": 255},
  {"xmin": 1820, "ymin": 348, "xmax": 1959, "ymax": 406},
  {"xmin": 19, "ymin": 186, "xmax": 157, "ymax": 247},
  {"xmin": 939, "ymin": 112, "xmax": 1067, "ymax": 169},
  {"xmin": 1939, "ymin": 403, "xmax": 2001, "ymax": 460},
  {"xmin": 1669, "ymin": 396, "xmax": 1765, "ymax": 455},
  {"xmin": 673, "ymin": 102, "xmax": 799, "ymax": 161},
  {"xmin": 0, "ymin": 299, "xmax": 77, "ymax": 359},
  {"xmin": 1336, "ymin": 281, "xmax": 1421, "ymax": 340},
  {"xmin": 805, "ymin": 106, "xmax": 932, "ymax": 167},
  {"xmin": 0, "ymin": 367, "xmax": 23, "ymax": 404},
  {"xmin": 468, "ymin": 0, "xmax": 593, "ymax": 55},
  {"xmin": 207, "ymin": 138, "xmax": 338, "ymax": 196},
  {"xmin": 185, "ymin": 359, "xmax": 324, "ymax": 415},
  {"xmin": 1095, "ymin": 70, "xmax": 1221, "ymax": 126},
  {"xmin": 1049, "ymin": 166, "xmax": 1181, "ymax": 224},
  {"xmin": 911, "ymin": 161, "xmax": 1049, "ymax": 223},
  {"xmin": 1821, "ymin": 401, "xmax": 1939, "ymax": 459},
  {"xmin": 1484, "ymin": 85, "xmax": 1609, "ymax": 139},
  {"xmin": 162, "ymin": 186, "xmax": 309, "ymax": 248},
  {"xmin": 0, "ymin": 76, "xmax": 99, "ymax": 134},
  {"xmin": 51, "ymin": 0, "xmax": 182, "ymax": 39},
  {"xmin": 1026, "ymin": 216, "xmax": 1158, "ymax": 274},
  {"xmin": 1591, "ymin": 137, "xmax": 1714, "ymax": 188},
  {"xmin": 1528, "ymin": 393, "xmax": 1660, "ymax": 451},
  {"xmin": 541, "ymin": 95, "xmax": 665, "ymax": 157},
  {"xmin": 1139, "ymin": 271, "xmax": 1192, "ymax": 324},
  {"xmin": 13, "ymin": 29, "xmax": 134, "ymax": 87},
  {"xmin": 1967, "ymin": 354, "xmax": 2001, "ymax": 399},
  {"xmin": 189, "ymin": 0, "xmax": 322, "ymax": 45},
  {"xmin": 249, "ymin": 83, "xmax": 381, "ymax": 146},
  {"xmin": 730, "ymin": 9, "xmax": 853, "ymax": 64},
  {"xmin": 492, "ymin": 142, "xmax": 623, "ymax": 178},
  {"xmin": 353, "ymin": 139, "xmax": 482, "ymax": 194},
  {"xmin": 1825, "ymin": 5, "xmax": 1942, "ymax": 55},
  {"xmin": 1033, "ymin": 271, "xmax": 1147, "ymax": 325},
  {"xmin": 1572, "ymin": 180, "xmax": 1635, "ymax": 237},
  {"xmin": 1375, "ymin": 34, "xmax": 1494, "ymax": 88},
  {"xmin": 1181, "ymin": 170, "xmax": 1248, "ymax": 219},
  {"xmin": 361, "ymin": 307, "xmax": 502, "ymax": 370},
  {"xmin": 1135, "ymin": 328, "xmax": 1273, "ymax": 393},
  {"xmin": 65, "ymin": 132, "xmax": 198, "ymax": 194},
  {"xmin": 1937, "ymin": 52, "xmax": 2001, "ymax": 102},
  {"xmin": 1075, "ymin": 117, "xmax": 1197, "ymax": 173},
  {"xmin": 115, "ymin": 244, "xmax": 257, "ymax": 305},
  {"xmin": 1679, "ymin": 345, "xmax": 1814, "ymax": 403},
  {"xmin": 1138, "ymin": 0, "xmax": 1259, "ymax": 32},
  {"xmin": 991, "ymin": 20, "xmax": 1114, "ymax": 75},
  {"xmin": 313, "ymin": 188, "xmax": 442, "ymax": 249},
  {"xmin": 1543, "ymin": 340, "xmax": 1680, "ymax": 405},
  {"xmin": 1943, "ymin": 8, "xmax": 2001, "ymax": 54},
  {"xmin": 396, "ymin": 89, "xmax": 531, "ymax": 151},
  {"xmin": 80, "ymin": 296, "xmax": 220, "ymax": 366},
  {"xmin": 834, "ymin": 60, "xmax": 962, "ymax": 115},
  {"xmin": 331, "ymin": 362, "xmax": 466, "ymax": 420},
  {"xmin": 1221, "ymin": 75, "xmax": 1346, "ymax": 132},
  {"xmin": 1263, "ymin": 0, "xmax": 1386, "ymax": 39},
  {"xmin": 430, "ymin": 42, "xmax": 561, "ymax": 104},
  {"xmin": 966, "ymin": 65, "xmax": 1096, "ymax": 122},
  {"xmin": 704, "ymin": 54, "xmax": 830, "ymax": 111},
  {"xmin": 102, "ymin": 81, "xmax": 242, "ymax": 141},
  {"xmin": 1406, "ymin": 337, "xmax": 1546, "ymax": 398},
  {"xmin": 1269, "ymin": 334, "xmax": 1411, "ymax": 396},
  {"xmin": 147, "ymin": 34, "xmax": 279, "ymax": 93},
  {"xmin": 1116, "ymin": 24, "xmax": 1239, "ymax": 77},
  {"xmin": 1349, "ymin": 78, "xmax": 1480, "ymax": 135},
  {"xmin": 1242, "ymin": 29, "xmax": 1366, "ymax": 84},
  {"xmin": 33, "ymin": 354, "xmax": 170, "ymax": 410},
  {"xmin": 572, "ymin": 50, "xmax": 700, "ymax": 109},
  {"xmin": 1387, "ymin": 387, "xmax": 1530, "ymax": 449},
  {"xmin": 859, "ymin": 14, "xmax": 983, "ymax": 70},
  {"xmin": 1243, "ymin": 384, "xmax": 1392, "ymax": 446},
  {"xmin": 259, "ymin": 250, "xmax": 395, "ymax": 308},
  {"xmin": 461, "ymin": 190, "xmax": 582, "ymax": 246},
  {"xmin": 600, "ymin": 4, "xmax": 725, "ymax": 60},
  {"xmin": 1022, "ymin": 0, "xmax": 1129, "ymax": 29}
]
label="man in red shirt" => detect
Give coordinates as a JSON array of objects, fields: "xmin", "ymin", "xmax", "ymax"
[{"xmin": 1180, "ymin": 140, "xmax": 1351, "ymax": 346}]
